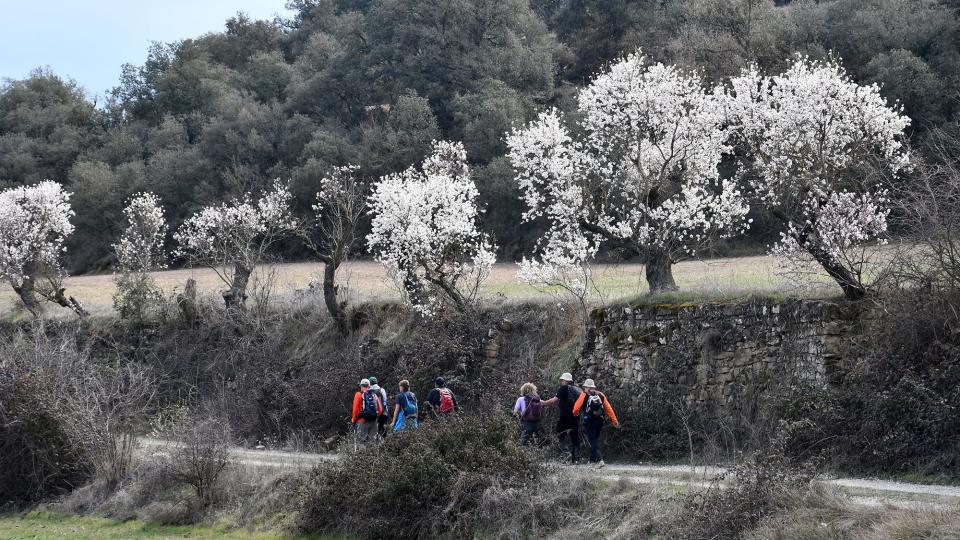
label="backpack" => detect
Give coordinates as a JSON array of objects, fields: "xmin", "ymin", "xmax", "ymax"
[
  {"xmin": 401, "ymin": 391, "xmax": 418, "ymax": 416},
  {"xmin": 583, "ymin": 393, "xmax": 604, "ymax": 420},
  {"xmin": 360, "ymin": 389, "xmax": 379, "ymax": 421},
  {"xmin": 438, "ymin": 388, "xmax": 455, "ymax": 414},
  {"xmin": 521, "ymin": 395, "xmax": 543, "ymax": 422},
  {"xmin": 563, "ymin": 385, "xmax": 582, "ymax": 415}
]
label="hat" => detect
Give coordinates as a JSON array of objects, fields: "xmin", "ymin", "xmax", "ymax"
[
  {"xmin": 368, "ymin": 376, "xmax": 378, "ymax": 385},
  {"xmin": 559, "ymin": 372, "xmax": 573, "ymax": 382},
  {"xmin": 582, "ymin": 378, "xmax": 596, "ymax": 389},
  {"xmin": 360, "ymin": 378, "xmax": 371, "ymax": 387},
  {"xmin": 435, "ymin": 377, "xmax": 445, "ymax": 387}
]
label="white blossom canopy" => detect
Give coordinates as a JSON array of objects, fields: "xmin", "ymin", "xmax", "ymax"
[
  {"xmin": 726, "ymin": 57, "xmax": 911, "ymax": 297},
  {"xmin": 507, "ymin": 50, "xmax": 750, "ymax": 292},
  {"xmin": 0, "ymin": 181, "xmax": 75, "ymax": 287},
  {"xmin": 114, "ymin": 192, "xmax": 168, "ymax": 273},
  {"xmin": 173, "ymin": 182, "xmax": 297, "ymax": 287},
  {"xmin": 367, "ymin": 140, "xmax": 496, "ymax": 313}
]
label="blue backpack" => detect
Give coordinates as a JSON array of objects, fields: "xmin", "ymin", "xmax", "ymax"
[
  {"xmin": 400, "ymin": 391, "xmax": 418, "ymax": 416},
  {"xmin": 360, "ymin": 389, "xmax": 379, "ymax": 421}
]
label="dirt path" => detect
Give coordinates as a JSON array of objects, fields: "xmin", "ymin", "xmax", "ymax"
[
  {"xmin": 595, "ymin": 463, "xmax": 960, "ymax": 509},
  {"xmin": 137, "ymin": 438, "xmax": 960, "ymax": 509}
]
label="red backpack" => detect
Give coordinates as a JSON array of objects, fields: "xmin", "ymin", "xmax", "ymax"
[{"xmin": 438, "ymin": 388, "xmax": 455, "ymax": 413}]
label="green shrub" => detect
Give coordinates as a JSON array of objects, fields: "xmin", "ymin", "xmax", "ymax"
[{"xmin": 297, "ymin": 412, "xmax": 542, "ymax": 539}]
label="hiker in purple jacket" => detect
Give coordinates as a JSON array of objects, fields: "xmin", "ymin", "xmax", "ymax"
[{"xmin": 513, "ymin": 382, "xmax": 544, "ymax": 446}]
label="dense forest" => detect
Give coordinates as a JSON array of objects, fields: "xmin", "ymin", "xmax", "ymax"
[{"xmin": 2, "ymin": 0, "xmax": 959, "ymax": 273}]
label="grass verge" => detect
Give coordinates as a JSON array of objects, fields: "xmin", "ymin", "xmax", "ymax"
[{"xmin": 0, "ymin": 510, "xmax": 338, "ymax": 540}]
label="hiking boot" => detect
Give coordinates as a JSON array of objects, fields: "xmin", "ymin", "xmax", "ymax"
[{"xmin": 595, "ymin": 460, "xmax": 606, "ymax": 469}]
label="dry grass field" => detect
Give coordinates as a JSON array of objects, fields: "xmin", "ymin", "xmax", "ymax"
[{"xmin": 0, "ymin": 254, "xmax": 840, "ymax": 318}]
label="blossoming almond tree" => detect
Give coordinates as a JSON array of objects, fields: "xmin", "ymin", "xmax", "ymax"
[
  {"xmin": 0, "ymin": 181, "xmax": 87, "ymax": 317},
  {"xmin": 174, "ymin": 182, "xmax": 296, "ymax": 309},
  {"xmin": 367, "ymin": 141, "xmax": 496, "ymax": 314},
  {"xmin": 507, "ymin": 50, "xmax": 750, "ymax": 295},
  {"xmin": 297, "ymin": 165, "xmax": 366, "ymax": 331},
  {"xmin": 727, "ymin": 58, "xmax": 911, "ymax": 300},
  {"xmin": 112, "ymin": 192, "xmax": 168, "ymax": 320}
]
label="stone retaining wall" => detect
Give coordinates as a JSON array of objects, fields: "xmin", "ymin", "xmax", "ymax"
[{"xmin": 577, "ymin": 299, "xmax": 861, "ymax": 411}]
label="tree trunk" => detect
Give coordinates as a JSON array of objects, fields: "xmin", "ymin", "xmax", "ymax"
[
  {"xmin": 322, "ymin": 262, "xmax": 348, "ymax": 332},
  {"xmin": 47, "ymin": 286, "xmax": 89, "ymax": 317},
  {"xmin": 806, "ymin": 242, "xmax": 867, "ymax": 301},
  {"xmin": 11, "ymin": 276, "xmax": 42, "ymax": 318},
  {"xmin": 177, "ymin": 278, "xmax": 199, "ymax": 324},
  {"xmin": 644, "ymin": 248, "xmax": 679, "ymax": 294},
  {"xmin": 772, "ymin": 205, "xmax": 868, "ymax": 301},
  {"xmin": 398, "ymin": 261, "xmax": 425, "ymax": 307},
  {"xmin": 223, "ymin": 264, "xmax": 252, "ymax": 309},
  {"xmin": 427, "ymin": 274, "xmax": 467, "ymax": 312}
]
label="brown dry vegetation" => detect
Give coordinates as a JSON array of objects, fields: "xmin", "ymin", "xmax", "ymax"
[{"xmin": 0, "ymin": 255, "xmax": 838, "ymax": 317}]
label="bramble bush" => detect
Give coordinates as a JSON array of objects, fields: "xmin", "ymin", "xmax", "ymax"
[
  {"xmin": 0, "ymin": 372, "xmax": 89, "ymax": 507},
  {"xmin": 670, "ymin": 427, "xmax": 816, "ymax": 540},
  {"xmin": 819, "ymin": 289, "xmax": 960, "ymax": 476}
]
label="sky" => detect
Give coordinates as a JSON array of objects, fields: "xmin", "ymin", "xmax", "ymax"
[{"xmin": 0, "ymin": 0, "xmax": 292, "ymax": 99}]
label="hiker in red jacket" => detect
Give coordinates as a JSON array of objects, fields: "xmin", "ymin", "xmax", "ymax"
[{"xmin": 352, "ymin": 378, "xmax": 383, "ymax": 450}]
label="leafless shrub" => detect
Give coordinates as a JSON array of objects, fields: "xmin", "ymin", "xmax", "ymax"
[
  {"xmin": 467, "ymin": 475, "xmax": 669, "ymax": 540},
  {"xmin": 0, "ymin": 327, "xmax": 156, "ymax": 503},
  {"xmin": 743, "ymin": 483, "xmax": 960, "ymax": 540},
  {"xmin": 62, "ymin": 361, "xmax": 157, "ymax": 488},
  {"xmin": 891, "ymin": 137, "xmax": 960, "ymax": 291},
  {"xmin": 670, "ymin": 427, "xmax": 816, "ymax": 540},
  {"xmin": 162, "ymin": 416, "xmax": 232, "ymax": 508}
]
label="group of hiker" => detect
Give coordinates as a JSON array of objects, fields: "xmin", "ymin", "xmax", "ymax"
[
  {"xmin": 351, "ymin": 372, "xmax": 619, "ymax": 467},
  {"xmin": 351, "ymin": 376, "xmax": 458, "ymax": 449},
  {"xmin": 512, "ymin": 373, "xmax": 620, "ymax": 467}
]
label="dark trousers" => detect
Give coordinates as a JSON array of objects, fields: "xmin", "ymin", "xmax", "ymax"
[
  {"xmin": 377, "ymin": 414, "xmax": 390, "ymax": 438},
  {"xmin": 521, "ymin": 421, "xmax": 540, "ymax": 446},
  {"xmin": 585, "ymin": 421, "xmax": 603, "ymax": 462},
  {"xmin": 557, "ymin": 418, "xmax": 580, "ymax": 463}
]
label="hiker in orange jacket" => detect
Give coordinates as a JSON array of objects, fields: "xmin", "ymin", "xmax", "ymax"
[
  {"xmin": 352, "ymin": 378, "xmax": 383, "ymax": 450},
  {"xmin": 572, "ymin": 378, "xmax": 620, "ymax": 468}
]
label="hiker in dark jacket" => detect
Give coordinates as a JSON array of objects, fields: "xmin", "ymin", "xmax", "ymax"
[
  {"xmin": 368, "ymin": 376, "xmax": 390, "ymax": 438},
  {"xmin": 513, "ymin": 382, "xmax": 543, "ymax": 446},
  {"xmin": 572, "ymin": 378, "xmax": 619, "ymax": 468},
  {"xmin": 425, "ymin": 377, "xmax": 458, "ymax": 418},
  {"xmin": 541, "ymin": 372, "xmax": 582, "ymax": 463}
]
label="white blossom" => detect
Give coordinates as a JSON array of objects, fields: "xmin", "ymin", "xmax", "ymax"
[
  {"xmin": 112, "ymin": 192, "xmax": 168, "ymax": 319},
  {"xmin": 507, "ymin": 50, "xmax": 750, "ymax": 294},
  {"xmin": 727, "ymin": 57, "xmax": 910, "ymax": 297},
  {"xmin": 174, "ymin": 181, "xmax": 296, "ymax": 305},
  {"xmin": 114, "ymin": 192, "xmax": 167, "ymax": 273},
  {"xmin": 0, "ymin": 181, "xmax": 75, "ymax": 288},
  {"xmin": 367, "ymin": 140, "xmax": 496, "ymax": 314}
]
